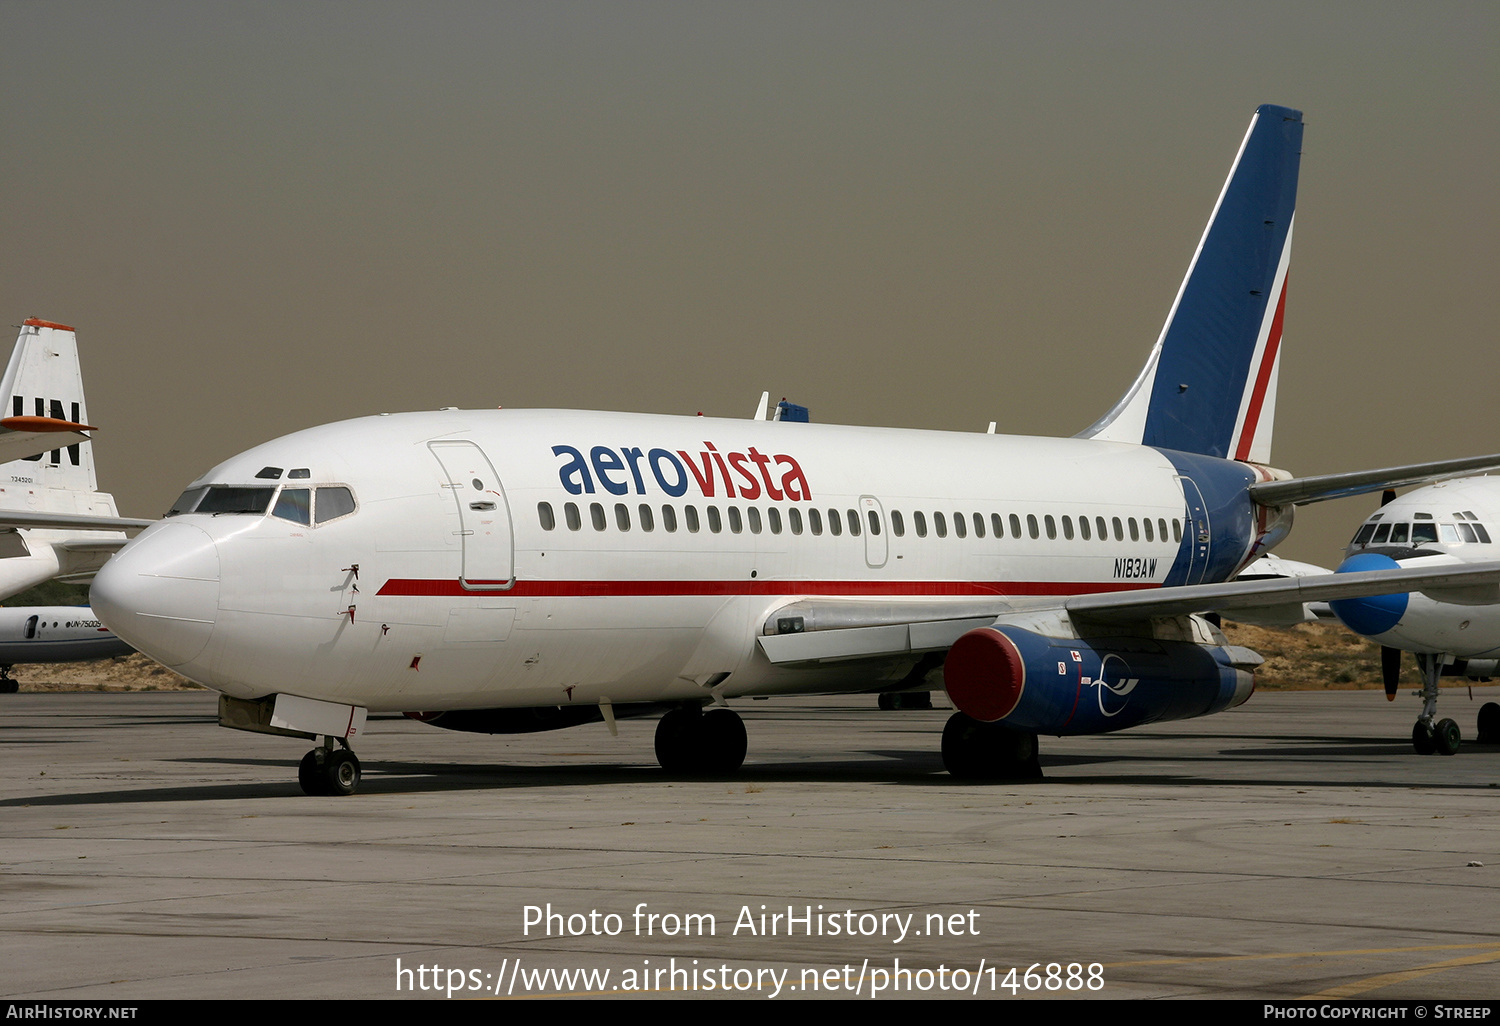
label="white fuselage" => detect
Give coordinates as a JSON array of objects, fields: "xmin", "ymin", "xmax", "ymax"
[{"xmin": 93, "ymin": 409, "xmax": 1242, "ymax": 712}]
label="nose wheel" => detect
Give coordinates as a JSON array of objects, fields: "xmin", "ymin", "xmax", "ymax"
[
  {"xmin": 1409, "ymin": 654, "xmax": 1463, "ymax": 756},
  {"xmin": 298, "ymin": 740, "xmax": 362, "ymax": 796}
]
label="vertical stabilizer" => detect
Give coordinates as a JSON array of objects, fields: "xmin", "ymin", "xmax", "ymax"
[
  {"xmin": 0, "ymin": 319, "xmax": 100, "ymax": 498},
  {"xmin": 1080, "ymin": 104, "xmax": 1302, "ymax": 463}
]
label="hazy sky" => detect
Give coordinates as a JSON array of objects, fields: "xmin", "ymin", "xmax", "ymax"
[{"xmin": 2, "ymin": 1, "xmax": 1495, "ymax": 564}]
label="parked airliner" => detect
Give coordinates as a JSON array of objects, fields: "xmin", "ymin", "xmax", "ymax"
[
  {"xmin": 0, "ymin": 606, "xmax": 131, "ymax": 692},
  {"xmin": 1330, "ymin": 477, "xmax": 1500, "ymax": 754},
  {"xmin": 89, "ymin": 105, "xmax": 1500, "ymax": 795}
]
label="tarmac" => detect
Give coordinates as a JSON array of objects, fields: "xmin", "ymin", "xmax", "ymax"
[{"xmin": 3, "ymin": 687, "xmax": 1499, "ymax": 1001}]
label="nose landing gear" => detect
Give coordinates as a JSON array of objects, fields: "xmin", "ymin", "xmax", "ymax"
[
  {"xmin": 298, "ymin": 738, "xmax": 362, "ymax": 795},
  {"xmin": 1410, "ymin": 653, "xmax": 1463, "ymax": 756}
]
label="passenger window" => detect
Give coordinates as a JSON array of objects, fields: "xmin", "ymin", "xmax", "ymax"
[
  {"xmin": 867, "ymin": 510, "xmax": 881, "ymax": 536},
  {"xmin": 274, "ymin": 489, "xmax": 312, "ymax": 526},
  {"xmin": 565, "ymin": 502, "xmax": 582, "ymax": 531},
  {"xmin": 914, "ymin": 511, "xmax": 928, "ymax": 538},
  {"xmin": 847, "ymin": 510, "xmax": 861, "ymax": 537},
  {"xmin": 1011, "ymin": 514, "xmax": 1023, "ymax": 539},
  {"xmin": 615, "ymin": 503, "xmax": 631, "ymax": 531},
  {"xmin": 1027, "ymin": 514, "xmax": 1039, "ymax": 540},
  {"xmin": 1112, "ymin": 517, "xmax": 1123, "ymax": 541},
  {"xmin": 638, "ymin": 504, "xmax": 654, "ymax": 532},
  {"xmin": 661, "ymin": 505, "xmax": 677, "ymax": 532},
  {"xmin": 1099, "ymin": 517, "xmax": 1110, "ymax": 541},
  {"xmin": 1128, "ymin": 518, "xmax": 1139, "ymax": 542},
  {"xmin": 1143, "ymin": 518, "xmax": 1153, "ymax": 542},
  {"xmin": 748, "ymin": 507, "xmax": 762, "ymax": 534},
  {"xmin": 708, "ymin": 506, "xmax": 723, "ymax": 533},
  {"xmin": 1061, "ymin": 515, "xmax": 1073, "ymax": 540},
  {"xmin": 685, "ymin": 506, "xmax": 700, "ymax": 533},
  {"xmin": 952, "ymin": 512, "xmax": 965, "ymax": 539},
  {"xmin": 828, "ymin": 510, "xmax": 843, "ymax": 536},
  {"xmin": 1044, "ymin": 515, "xmax": 1056, "ymax": 540},
  {"xmin": 767, "ymin": 508, "xmax": 782, "ymax": 534},
  {"xmin": 934, "ymin": 512, "xmax": 947, "ymax": 538},
  {"xmin": 891, "ymin": 511, "xmax": 905, "ymax": 537},
  {"xmin": 810, "ymin": 508, "xmax": 823, "ymax": 535},
  {"xmin": 315, "ymin": 487, "xmax": 356, "ymax": 524},
  {"xmin": 1079, "ymin": 515, "xmax": 1091, "ymax": 541},
  {"xmin": 1172, "ymin": 519, "xmax": 1181, "ymax": 543},
  {"xmin": 590, "ymin": 502, "xmax": 606, "ymax": 531},
  {"xmin": 789, "ymin": 508, "xmax": 803, "ymax": 535},
  {"xmin": 537, "ymin": 501, "xmax": 555, "ymax": 531},
  {"xmin": 1158, "ymin": 518, "xmax": 1167, "ymax": 542},
  {"xmin": 728, "ymin": 506, "xmax": 743, "ymax": 534},
  {"xmin": 991, "ymin": 513, "xmax": 1004, "ymax": 538}
]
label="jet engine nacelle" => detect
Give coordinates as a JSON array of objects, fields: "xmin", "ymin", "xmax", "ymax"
[{"xmin": 943, "ymin": 625, "xmax": 1255, "ymax": 735}]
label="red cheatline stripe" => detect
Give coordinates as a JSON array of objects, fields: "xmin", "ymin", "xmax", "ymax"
[
  {"xmin": 376, "ymin": 578, "xmax": 1158, "ymax": 598},
  {"xmin": 1234, "ymin": 272, "xmax": 1290, "ymax": 462}
]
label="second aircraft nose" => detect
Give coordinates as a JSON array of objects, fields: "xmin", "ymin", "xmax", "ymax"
[{"xmin": 92, "ymin": 522, "xmax": 221, "ymax": 668}]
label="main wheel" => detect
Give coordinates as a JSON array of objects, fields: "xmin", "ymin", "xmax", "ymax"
[
  {"xmin": 322, "ymin": 749, "xmax": 361, "ymax": 796},
  {"xmin": 941, "ymin": 713, "xmax": 1041, "ymax": 781},
  {"xmin": 699, "ymin": 708, "xmax": 747, "ymax": 774},
  {"xmin": 1433, "ymin": 718, "xmax": 1461, "ymax": 756},
  {"xmin": 654, "ymin": 707, "xmax": 701, "ymax": 773},
  {"xmin": 1477, "ymin": 702, "xmax": 1500, "ymax": 745},
  {"xmin": 1412, "ymin": 720, "xmax": 1437, "ymax": 755}
]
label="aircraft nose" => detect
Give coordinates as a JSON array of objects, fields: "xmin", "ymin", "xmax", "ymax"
[
  {"xmin": 92, "ymin": 523, "xmax": 221, "ymax": 667},
  {"xmin": 1328, "ymin": 552, "xmax": 1409, "ymax": 638}
]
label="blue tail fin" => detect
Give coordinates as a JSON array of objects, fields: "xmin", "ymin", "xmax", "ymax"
[{"xmin": 1081, "ymin": 104, "xmax": 1302, "ymax": 463}]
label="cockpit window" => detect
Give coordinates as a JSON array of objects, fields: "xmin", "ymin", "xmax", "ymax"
[
  {"xmin": 166, "ymin": 487, "xmax": 209, "ymax": 517},
  {"xmin": 315, "ymin": 486, "xmax": 357, "ymax": 524},
  {"xmin": 1352, "ymin": 523, "xmax": 1377, "ymax": 546},
  {"xmin": 272, "ymin": 488, "xmax": 312, "ymax": 526},
  {"xmin": 195, "ymin": 486, "xmax": 275, "ymax": 515},
  {"xmin": 1411, "ymin": 523, "xmax": 1439, "ymax": 544}
]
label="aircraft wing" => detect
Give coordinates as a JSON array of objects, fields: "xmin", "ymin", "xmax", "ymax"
[
  {"xmin": 755, "ymin": 561, "xmax": 1500, "ymax": 665},
  {"xmin": 0, "ymin": 511, "xmax": 155, "ymax": 532},
  {"xmin": 1250, "ymin": 453, "xmax": 1500, "ymax": 507}
]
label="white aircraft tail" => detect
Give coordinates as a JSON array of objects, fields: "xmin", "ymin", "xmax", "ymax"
[{"xmin": 0, "ymin": 319, "xmax": 102, "ymax": 502}]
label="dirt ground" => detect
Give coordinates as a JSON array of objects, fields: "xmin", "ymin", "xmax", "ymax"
[{"xmin": 3, "ymin": 620, "xmax": 1480, "ymax": 694}]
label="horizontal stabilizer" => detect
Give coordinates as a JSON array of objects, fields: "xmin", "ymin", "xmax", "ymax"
[{"xmin": 1249, "ymin": 452, "xmax": 1500, "ymax": 507}]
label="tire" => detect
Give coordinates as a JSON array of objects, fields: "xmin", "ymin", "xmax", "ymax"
[
  {"xmin": 298, "ymin": 751, "xmax": 328, "ymax": 796},
  {"xmin": 699, "ymin": 709, "xmax": 747, "ymax": 774},
  {"xmin": 323, "ymin": 749, "xmax": 361, "ymax": 796},
  {"xmin": 1412, "ymin": 720, "xmax": 1438, "ymax": 755},
  {"xmin": 1433, "ymin": 718, "xmax": 1461, "ymax": 757},
  {"xmin": 654, "ymin": 707, "xmax": 701, "ymax": 773},
  {"xmin": 941, "ymin": 713, "xmax": 1041, "ymax": 781},
  {"xmin": 1477, "ymin": 702, "xmax": 1500, "ymax": 745}
]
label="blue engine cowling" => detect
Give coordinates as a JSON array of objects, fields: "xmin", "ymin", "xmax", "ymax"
[{"xmin": 943, "ymin": 625, "xmax": 1255, "ymax": 735}]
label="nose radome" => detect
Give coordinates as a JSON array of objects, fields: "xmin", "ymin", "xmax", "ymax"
[{"xmin": 93, "ymin": 522, "xmax": 221, "ymax": 668}]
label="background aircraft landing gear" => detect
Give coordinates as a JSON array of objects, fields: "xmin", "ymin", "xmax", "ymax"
[
  {"xmin": 654, "ymin": 706, "xmax": 746, "ymax": 775},
  {"xmin": 0, "ymin": 665, "xmax": 16, "ymax": 694},
  {"xmin": 298, "ymin": 739, "xmax": 362, "ymax": 796},
  {"xmin": 941, "ymin": 712, "xmax": 1041, "ymax": 781},
  {"xmin": 1411, "ymin": 654, "xmax": 1461, "ymax": 756}
]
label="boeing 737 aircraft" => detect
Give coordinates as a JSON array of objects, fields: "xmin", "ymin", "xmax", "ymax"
[
  {"xmin": 89, "ymin": 104, "xmax": 1500, "ymax": 795},
  {"xmin": 1330, "ymin": 477, "xmax": 1500, "ymax": 753}
]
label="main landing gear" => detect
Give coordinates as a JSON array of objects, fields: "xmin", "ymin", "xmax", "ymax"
[
  {"xmin": 0, "ymin": 665, "xmax": 16, "ymax": 694},
  {"xmin": 654, "ymin": 706, "xmax": 747, "ymax": 775},
  {"xmin": 941, "ymin": 712, "xmax": 1042, "ymax": 781},
  {"xmin": 298, "ymin": 738, "xmax": 362, "ymax": 795}
]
